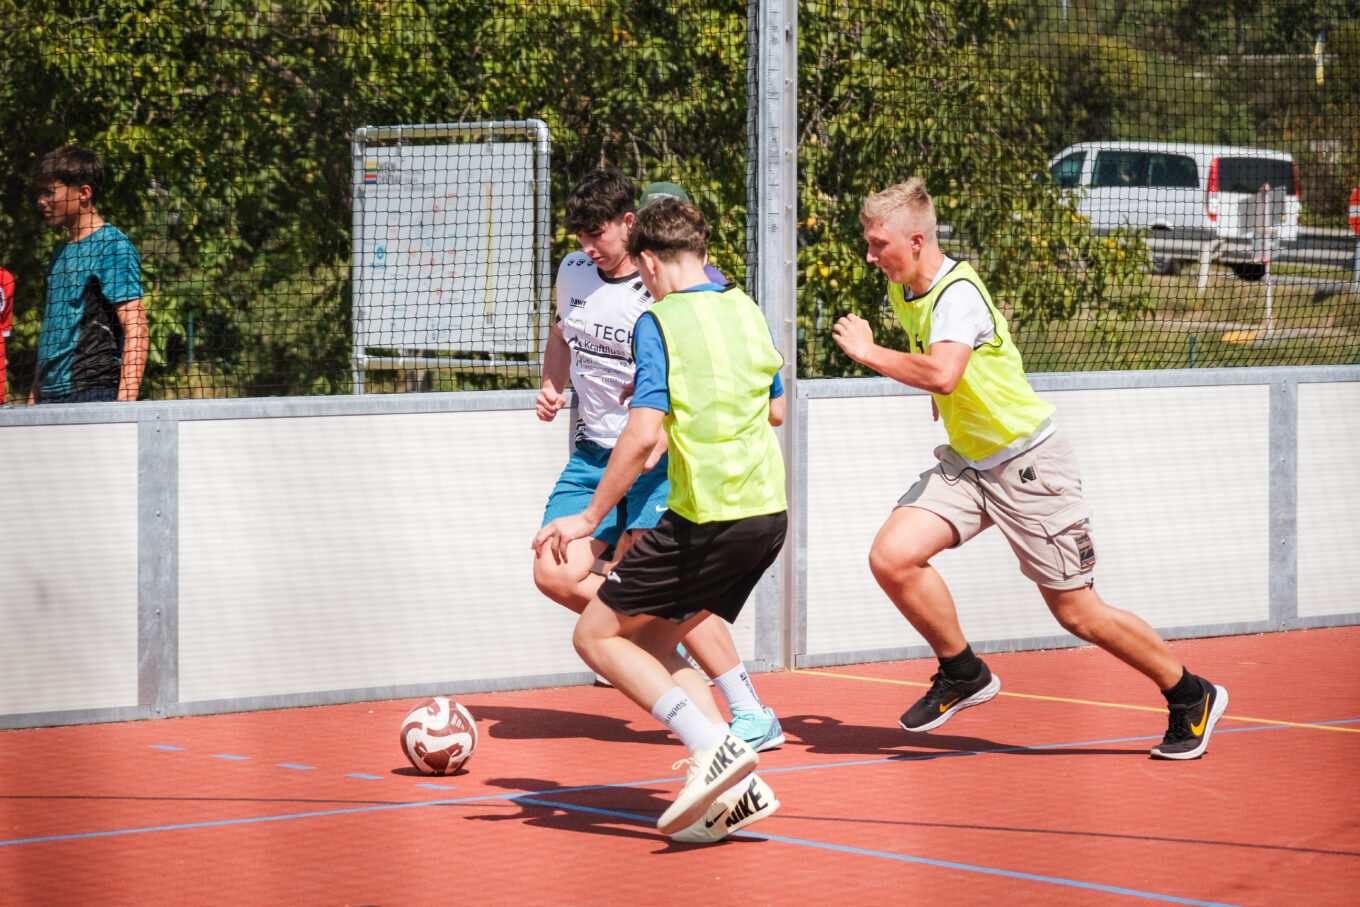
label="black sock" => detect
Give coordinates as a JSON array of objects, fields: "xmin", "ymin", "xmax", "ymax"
[
  {"xmin": 1162, "ymin": 668, "xmax": 1203, "ymax": 707},
  {"xmin": 938, "ymin": 645, "xmax": 984, "ymax": 681}
]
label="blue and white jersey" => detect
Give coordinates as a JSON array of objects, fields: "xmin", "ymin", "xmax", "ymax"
[{"xmin": 554, "ymin": 251, "xmax": 653, "ymax": 447}]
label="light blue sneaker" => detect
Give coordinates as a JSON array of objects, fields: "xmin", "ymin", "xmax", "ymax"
[{"xmin": 730, "ymin": 706, "xmax": 785, "ymax": 752}]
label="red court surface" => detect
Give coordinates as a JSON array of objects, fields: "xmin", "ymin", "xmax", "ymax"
[{"xmin": 2, "ymin": 627, "xmax": 1358, "ymax": 906}]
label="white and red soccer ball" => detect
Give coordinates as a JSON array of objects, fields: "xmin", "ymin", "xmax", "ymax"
[{"xmin": 399, "ymin": 697, "xmax": 478, "ymax": 775}]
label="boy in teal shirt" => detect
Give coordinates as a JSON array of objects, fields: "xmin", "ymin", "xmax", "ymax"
[{"xmin": 29, "ymin": 147, "xmax": 146, "ymax": 404}]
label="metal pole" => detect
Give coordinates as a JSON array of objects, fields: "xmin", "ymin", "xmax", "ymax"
[
  {"xmin": 1353, "ymin": 238, "xmax": 1359, "ymax": 301},
  {"xmin": 1260, "ymin": 184, "xmax": 1273, "ymax": 336},
  {"xmin": 751, "ymin": 0, "xmax": 798, "ymax": 671},
  {"xmin": 530, "ymin": 119, "xmax": 552, "ymax": 374},
  {"xmin": 1197, "ymin": 239, "xmax": 1218, "ymax": 295},
  {"xmin": 351, "ymin": 130, "xmax": 368, "ymax": 394}
]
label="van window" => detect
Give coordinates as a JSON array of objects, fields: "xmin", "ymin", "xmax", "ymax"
[
  {"xmin": 1147, "ymin": 154, "xmax": 1198, "ymax": 188},
  {"xmin": 1216, "ymin": 157, "xmax": 1295, "ymax": 194},
  {"xmin": 1093, "ymin": 151, "xmax": 1146, "ymax": 188},
  {"xmin": 1050, "ymin": 152, "xmax": 1085, "ymax": 189}
]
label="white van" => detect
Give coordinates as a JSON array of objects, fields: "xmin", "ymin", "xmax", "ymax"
[{"xmin": 1048, "ymin": 142, "xmax": 1300, "ymax": 276}]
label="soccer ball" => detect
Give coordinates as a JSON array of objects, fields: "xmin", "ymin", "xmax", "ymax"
[{"xmin": 399, "ymin": 697, "xmax": 478, "ymax": 775}]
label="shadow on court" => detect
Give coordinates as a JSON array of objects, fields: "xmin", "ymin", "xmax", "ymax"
[
  {"xmin": 461, "ymin": 703, "xmax": 674, "ymax": 746},
  {"xmin": 465, "ymin": 776, "xmax": 779, "ymax": 852},
  {"xmin": 779, "ymin": 713, "xmax": 1145, "ymax": 757},
  {"xmin": 462, "ymin": 776, "xmax": 673, "ymax": 844}
]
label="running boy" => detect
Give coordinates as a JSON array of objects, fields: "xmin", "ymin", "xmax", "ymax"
[
  {"xmin": 535, "ymin": 170, "xmax": 783, "ymax": 754},
  {"xmin": 831, "ymin": 178, "xmax": 1228, "ymax": 760},
  {"xmin": 533, "ymin": 197, "xmax": 788, "ymax": 840}
]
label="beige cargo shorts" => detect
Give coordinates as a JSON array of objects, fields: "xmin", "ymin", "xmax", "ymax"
[{"xmin": 899, "ymin": 431, "xmax": 1096, "ymax": 591}]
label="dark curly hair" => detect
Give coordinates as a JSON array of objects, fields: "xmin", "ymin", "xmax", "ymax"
[
  {"xmin": 564, "ymin": 168, "xmax": 637, "ymax": 234},
  {"xmin": 32, "ymin": 147, "xmax": 107, "ymax": 204}
]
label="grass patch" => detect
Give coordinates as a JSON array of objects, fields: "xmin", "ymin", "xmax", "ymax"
[{"xmin": 1008, "ymin": 270, "xmax": 1359, "ymax": 372}]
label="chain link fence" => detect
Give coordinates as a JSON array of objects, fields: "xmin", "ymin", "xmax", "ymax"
[{"xmin": 2, "ymin": 1, "xmax": 1357, "ymax": 401}]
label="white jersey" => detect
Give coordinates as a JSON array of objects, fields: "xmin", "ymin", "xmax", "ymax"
[
  {"xmin": 914, "ymin": 254, "xmax": 995, "ymax": 349},
  {"xmin": 555, "ymin": 251, "xmax": 653, "ymax": 447}
]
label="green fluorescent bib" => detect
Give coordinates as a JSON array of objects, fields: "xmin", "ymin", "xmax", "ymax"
[
  {"xmin": 649, "ymin": 286, "xmax": 787, "ymax": 522},
  {"xmin": 888, "ymin": 262, "xmax": 1053, "ymax": 462}
]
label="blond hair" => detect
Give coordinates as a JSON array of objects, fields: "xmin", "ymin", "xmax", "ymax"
[{"xmin": 859, "ymin": 178, "xmax": 937, "ymax": 239}]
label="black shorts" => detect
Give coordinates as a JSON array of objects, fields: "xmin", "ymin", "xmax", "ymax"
[{"xmin": 597, "ymin": 509, "xmax": 787, "ymax": 624}]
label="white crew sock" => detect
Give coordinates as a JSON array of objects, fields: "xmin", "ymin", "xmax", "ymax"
[
  {"xmin": 651, "ymin": 686, "xmax": 728, "ymax": 752},
  {"xmin": 713, "ymin": 665, "xmax": 763, "ymax": 715}
]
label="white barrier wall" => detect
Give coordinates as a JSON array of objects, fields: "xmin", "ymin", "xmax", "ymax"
[
  {"xmin": 795, "ymin": 368, "xmax": 1358, "ymax": 667},
  {"xmin": 175, "ymin": 409, "xmax": 573, "ymax": 702},
  {"xmin": 1, "ymin": 368, "xmax": 1356, "ymax": 729},
  {"xmin": 1297, "ymin": 381, "xmax": 1360, "ymax": 617},
  {"xmin": 0, "ymin": 391, "xmax": 764, "ymax": 728},
  {"xmin": 2, "ymin": 423, "xmax": 140, "ymax": 715},
  {"xmin": 799, "ymin": 382, "xmax": 1272, "ymax": 664}
]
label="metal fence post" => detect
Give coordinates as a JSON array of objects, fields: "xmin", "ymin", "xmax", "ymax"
[{"xmin": 750, "ymin": 0, "xmax": 798, "ymax": 670}]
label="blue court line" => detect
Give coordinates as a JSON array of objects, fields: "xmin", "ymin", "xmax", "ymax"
[
  {"xmin": 744, "ymin": 831, "xmax": 1242, "ymax": 906},
  {"xmin": 417, "ymin": 783, "xmax": 456, "ymax": 790},
  {"xmin": 0, "ymin": 785, "xmax": 1242, "ymax": 906},
  {"xmin": 0, "ymin": 795, "xmax": 510, "ymax": 847},
  {"xmin": 10, "ymin": 718, "xmax": 1348, "ymax": 898},
  {"xmin": 505, "ymin": 797, "xmax": 1240, "ymax": 907},
  {"xmin": 148, "ymin": 745, "xmax": 184, "ymax": 751},
  {"xmin": 212, "ymin": 754, "xmax": 249, "ymax": 761},
  {"xmin": 277, "ymin": 764, "xmax": 315, "ymax": 771},
  {"xmin": 346, "ymin": 773, "xmax": 383, "ymax": 780}
]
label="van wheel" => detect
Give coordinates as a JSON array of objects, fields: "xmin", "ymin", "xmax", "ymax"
[
  {"xmin": 1152, "ymin": 256, "xmax": 1180, "ymax": 276},
  {"xmin": 1233, "ymin": 263, "xmax": 1266, "ymax": 281}
]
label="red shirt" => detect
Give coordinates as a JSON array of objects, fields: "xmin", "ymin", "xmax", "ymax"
[
  {"xmin": 0, "ymin": 266, "xmax": 13, "ymax": 404},
  {"xmin": 0, "ymin": 266, "xmax": 12, "ymax": 338}
]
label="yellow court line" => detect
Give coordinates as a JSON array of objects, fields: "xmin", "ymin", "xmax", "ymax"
[{"xmin": 792, "ymin": 668, "xmax": 1360, "ymax": 734}]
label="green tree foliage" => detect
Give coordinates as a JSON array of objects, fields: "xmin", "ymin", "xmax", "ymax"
[
  {"xmin": 0, "ymin": 0, "xmax": 754, "ymax": 397},
  {"xmin": 797, "ymin": 0, "xmax": 1152, "ymax": 377},
  {"xmin": 0, "ymin": 0, "xmax": 428, "ymax": 396},
  {"xmin": 472, "ymin": 0, "xmax": 751, "ymax": 281}
]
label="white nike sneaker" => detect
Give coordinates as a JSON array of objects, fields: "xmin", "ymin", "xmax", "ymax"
[
  {"xmin": 670, "ymin": 773, "xmax": 779, "ymax": 844},
  {"xmin": 656, "ymin": 734, "xmax": 757, "ymax": 835}
]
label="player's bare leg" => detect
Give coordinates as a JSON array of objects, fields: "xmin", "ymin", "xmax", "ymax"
[
  {"xmin": 1041, "ymin": 585, "xmax": 1227, "ymax": 759},
  {"xmin": 1040, "ymin": 585, "xmax": 1183, "ymax": 688},
  {"xmin": 868, "ymin": 505, "xmax": 967, "ymax": 655},
  {"xmin": 574, "ymin": 599, "xmax": 759, "ymax": 833},
  {"xmin": 676, "ymin": 613, "xmax": 739, "ymax": 676},
  {"xmin": 870, "ymin": 505, "xmax": 1001, "ymax": 732},
  {"xmin": 533, "ymin": 535, "xmax": 610, "ymax": 614},
  {"xmin": 573, "ymin": 598, "xmax": 705, "ymax": 709}
]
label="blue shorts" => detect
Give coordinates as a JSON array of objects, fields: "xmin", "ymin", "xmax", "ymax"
[{"xmin": 541, "ymin": 440, "xmax": 670, "ymax": 546}]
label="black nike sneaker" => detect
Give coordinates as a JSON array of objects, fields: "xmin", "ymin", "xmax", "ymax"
[
  {"xmin": 899, "ymin": 664, "xmax": 1001, "ymax": 732},
  {"xmin": 1151, "ymin": 679, "xmax": 1229, "ymax": 760}
]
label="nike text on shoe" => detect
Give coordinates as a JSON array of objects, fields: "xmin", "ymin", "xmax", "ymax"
[
  {"xmin": 729, "ymin": 706, "xmax": 786, "ymax": 753},
  {"xmin": 899, "ymin": 666, "xmax": 1001, "ymax": 733},
  {"xmin": 670, "ymin": 773, "xmax": 780, "ymax": 844},
  {"xmin": 1151, "ymin": 682, "xmax": 1229, "ymax": 760},
  {"xmin": 656, "ymin": 734, "xmax": 757, "ymax": 835}
]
